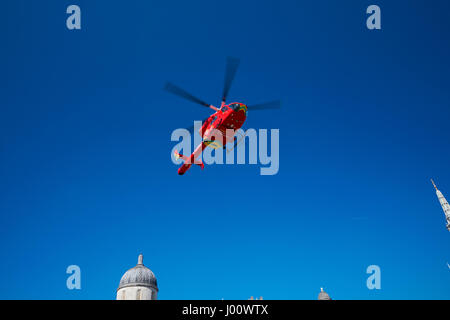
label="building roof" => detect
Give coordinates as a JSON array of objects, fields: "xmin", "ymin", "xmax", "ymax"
[
  {"xmin": 117, "ymin": 254, "xmax": 158, "ymax": 291},
  {"xmin": 318, "ymin": 287, "xmax": 331, "ymax": 300}
]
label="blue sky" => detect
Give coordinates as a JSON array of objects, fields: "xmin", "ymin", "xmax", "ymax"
[{"xmin": 1, "ymin": 0, "xmax": 449, "ymax": 299}]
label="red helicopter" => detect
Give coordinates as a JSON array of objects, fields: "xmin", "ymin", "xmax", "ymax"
[{"xmin": 165, "ymin": 57, "xmax": 280, "ymax": 175}]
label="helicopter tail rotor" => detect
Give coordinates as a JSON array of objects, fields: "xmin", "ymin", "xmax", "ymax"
[{"xmin": 174, "ymin": 148, "xmax": 205, "ymax": 175}]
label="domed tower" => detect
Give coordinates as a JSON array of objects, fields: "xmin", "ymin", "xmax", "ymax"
[
  {"xmin": 318, "ymin": 287, "xmax": 331, "ymax": 300},
  {"xmin": 116, "ymin": 254, "xmax": 158, "ymax": 300}
]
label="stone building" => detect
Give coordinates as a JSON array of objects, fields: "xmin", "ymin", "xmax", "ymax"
[
  {"xmin": 431, "ymin": 179, "xmax": 450, "ymax": 231},
  {"xmin": 116, "ymin": 254, "xmax": 158, "ymax": 300},
  {"xmin": 318, "ymin": 287, "xmax": 331, "ymax": 300}
]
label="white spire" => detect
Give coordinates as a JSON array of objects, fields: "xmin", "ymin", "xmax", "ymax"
[
  {"xmin": 431, "ymin": 179, "xmax": 438, "ymax": 190},
  {"xmin": 138, "ymin": 254, "xmax": 144, "ymax": 265},
  {"xmin": 431, "ymin": 179, "xmax": 450, "ymax": 231}
]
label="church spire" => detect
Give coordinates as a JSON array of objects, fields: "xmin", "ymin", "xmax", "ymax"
[
  {"xmin": 431, "ymin": 179, "xmax": 438, "ymax": 190},
  {"xmin": 431, "ymin": 179, "xmax": 450, "ymax": 231}
]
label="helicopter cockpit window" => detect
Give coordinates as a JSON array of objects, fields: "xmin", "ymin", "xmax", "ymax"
[{"xmin": 230, "ymin": 103, "xmax": 241, "ymax": 111}]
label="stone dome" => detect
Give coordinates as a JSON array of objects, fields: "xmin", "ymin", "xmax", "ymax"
[
  {"xmin": 117, "ymin": 254, "xmax": 158, "ymax": 291},
  {"xmin": 318, "ymin": 287, "xmax": 331, "ymax": 300}
]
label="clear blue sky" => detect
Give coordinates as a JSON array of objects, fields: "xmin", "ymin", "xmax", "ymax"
[{"xmin": 1, "ymin": 0, "xmax": 449, "ymax": 299}]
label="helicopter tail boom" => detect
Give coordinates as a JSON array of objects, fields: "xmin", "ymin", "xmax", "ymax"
[{"xmin": 174, "ymin": 145, "xmax": 206, "ymax": 175}]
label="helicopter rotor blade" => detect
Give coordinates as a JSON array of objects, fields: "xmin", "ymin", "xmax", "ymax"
[
  {"xmin": 222, "ymin": 57, "xmax": 240, "ymax": 103},
  {"xmin": 164, "ymin": 82, "xmax": 211, "ymax": 108},
  {"xmin": 247, "ymin": 100, "xmax": 282, "ymax": 111}
]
